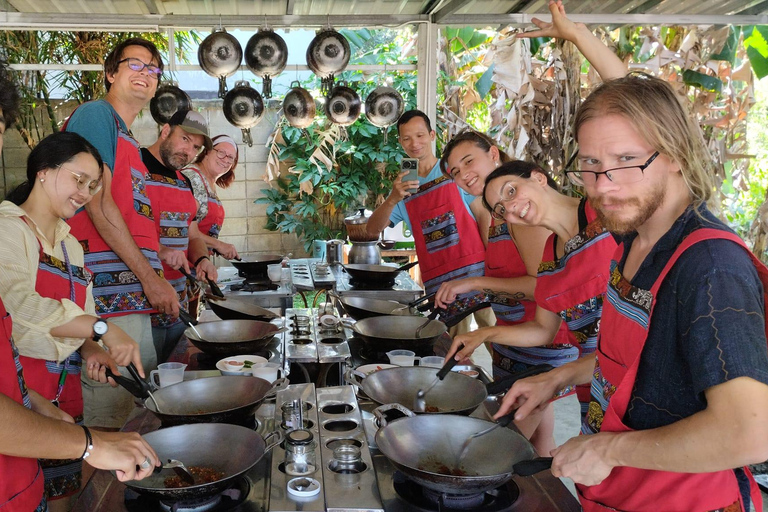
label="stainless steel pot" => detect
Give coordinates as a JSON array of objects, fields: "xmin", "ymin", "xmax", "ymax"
[
  {"xmin": 124, "ymin": 423, "xmax": 281, "ymax": 500},
  {"xmin": 373, "ymin": 404, "xmax": 552, "ymax": 495},
  {"xmin": 149, "ymin": 83, "xmax": 191, "ymax": 125},
  {"xmin": 244, "ymin": 29, "xmax": 288, "ymax": 98},
  {"xmin": 222, "ymin": 81, "xmax": 264, "ymax": 147},
  {"xmin": 198, "ymin": 28, "xmax": 243, "ymax": 98},
  {"xmin": 283, "ymin": 81, "xmax": 316, "ymax": 129},
  {"xmin": 348, "ymin": 241, "xmax": 381, "ymax": 265}
]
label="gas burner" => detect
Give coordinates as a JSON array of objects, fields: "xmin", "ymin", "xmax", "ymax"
[
  {"xmin": 124, "ymin": 476, "xmax": 250, "ymax": 512},
  {"xmin": 348, "ymin": 278, "xmax": 396, "ymax": 290},
  {"xmin": 230, "ymin": 280, "xmax": 279, "ymax": 293},
  {"xmin": 392, "ymin": 471, "xmax": 519, "ymax": 511}
]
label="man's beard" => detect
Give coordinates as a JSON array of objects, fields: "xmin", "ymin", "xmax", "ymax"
[
  {"xmin": 159, "ymin": 141, "xmax": 188, "ymax": 170},
  {"xmin": 589, "ymin": 181, "xmax": 666, "ymax": 235}
]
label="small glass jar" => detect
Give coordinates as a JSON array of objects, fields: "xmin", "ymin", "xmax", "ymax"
[
  {"xmin": 284, "ymin": 429, "xmax": 317, "ymax": 476},
  {"xmin": 281, "ymin": 400, "xmax": 310, "ymax": 431}
]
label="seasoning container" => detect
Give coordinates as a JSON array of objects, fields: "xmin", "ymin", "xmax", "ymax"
[
  {"xmin": 281, "ymin": 400, "xmax": 311, "ymax": 431},
  {"xmin": 328, "ymin": 443, "xmax": 365, "ymax": 474},
  {"xmin": 284, "ymin": 429, "xmax": 317, "ymax": 476}
]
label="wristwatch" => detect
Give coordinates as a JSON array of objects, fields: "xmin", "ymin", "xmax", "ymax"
[{"xmin": 92, "ymin": 319, "xmax": 108, "ymax": 342}]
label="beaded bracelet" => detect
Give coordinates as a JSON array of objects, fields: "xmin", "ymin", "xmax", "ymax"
[
  {"xmin": 194, "ymin": 255, "xmax": 210, "ymax": 267},
  {"xmin": 81, "ymin": 425, "xmax": 94, "ymax": 460}
]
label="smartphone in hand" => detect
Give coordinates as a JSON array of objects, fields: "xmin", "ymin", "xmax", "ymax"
[{"xmin": 401, "ymin": 158, "xmax": 419, "ymax": 190}]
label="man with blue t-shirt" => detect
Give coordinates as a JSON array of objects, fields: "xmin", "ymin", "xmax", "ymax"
[
  {"xmin": 367, "ymin": 110, "xmax": 493, "ymax": 335},
  {"xmin": 64, "ymin": 38, "xmax": 178, "ymax": 429}
]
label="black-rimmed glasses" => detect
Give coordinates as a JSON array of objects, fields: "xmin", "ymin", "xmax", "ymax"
[
  {"xmin": 214, "ymin": 149, "xmax": 235, "ymax": 164},
  {"xmin": 117, "ymin": 58, "xmax": 162, "ymax": 79},
  {"xmin": 565, "ymin": 152, "xmax": 660, "ymax": 187}
]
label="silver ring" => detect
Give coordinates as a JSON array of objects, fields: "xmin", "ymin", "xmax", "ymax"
[{"xmin": 139, "ymin": 456, "xmax": 151, "ymax": 470}]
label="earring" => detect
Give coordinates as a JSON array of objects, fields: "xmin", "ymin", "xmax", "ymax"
[
  {"xmin": 39, "ymin": 178, "xmax": 45, "ymax": 183},
  {"xmin": 495, "ymin": 161, "xmax": 500, "ymax": 168}
]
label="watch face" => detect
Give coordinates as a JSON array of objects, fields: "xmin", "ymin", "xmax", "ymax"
[{"xmin": 93, "ymin": 320, "xmax": 108, "ymax": 336}]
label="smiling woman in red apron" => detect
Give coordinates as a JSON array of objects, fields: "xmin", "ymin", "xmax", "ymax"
[
  {"xmin": 0, "ymin": 133, "xmax": 142, "ymax": 511},
  {"xmin": 495, "ymin": 74, "xmax": 768, "ymax": 512}
]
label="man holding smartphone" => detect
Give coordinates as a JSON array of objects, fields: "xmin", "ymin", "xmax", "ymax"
[{"xmin": 367, "ymin": 110, "xmax": 493, "ymax": 335}]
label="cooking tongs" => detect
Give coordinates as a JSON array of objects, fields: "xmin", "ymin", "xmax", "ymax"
[
  {"xmin": 179, "ymin": 266, "xmax": 225, "ymax": 300},
  {"xmin": 105, "ymin": 363, "xmax": 165, "ymax": 413}
]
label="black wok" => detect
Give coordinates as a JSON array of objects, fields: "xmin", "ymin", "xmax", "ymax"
[
  {"xmin": 207, "ymin": 296, "xmax": 279, "ymax": 322},
  {"xmin": 349, "ymin": 315, "xmax": 446, "ymax": 353},
  {"xmin": 332, "ymin": 292, "xmax": 434, "ymax": 320},
  {"xmin": 346, "ymin": 364, "xmax": 552, "ymax": 415},
  {"xmin": 124, "ymin": 423, "xmax": 281, "ymax": 500},
  {"xmin": 230, "ymin": 254, "xmax": 282, "ymax": 277},
  {"xmin": 343, "ymin": 261, "xmax": 418, "ymax": 284},
  {"xmin": 145, "ymin": 375, "xmax": 283, "ymax": 427},
  {"xmin": 185, "ymin": 319, "xmax": 286, "ymax": 357},
  {"xmin": 374, "ymin": 404, "xmax": 552, "ymax": 495}
]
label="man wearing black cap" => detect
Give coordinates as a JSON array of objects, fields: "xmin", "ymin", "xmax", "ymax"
[{"xmin": 142, "ymin": 109, "xmax": 218, "ymax": 363}]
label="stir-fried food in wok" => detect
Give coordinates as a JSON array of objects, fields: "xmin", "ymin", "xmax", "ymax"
[{"xmin": 164, "ymin": 466, "xmax": 225, "ymax": 488}]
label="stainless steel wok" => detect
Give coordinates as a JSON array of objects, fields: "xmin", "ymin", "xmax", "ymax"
[
  {"xmin": 349, "ymin": 315, "xmax": 447, "ymax": 352},
  {"xmin": 207, "ymin": 296, "xmax": 279, "ymax": 322},
  {"xmin": 185, "ymin": 319, "xmax": 286, "ymax": 357},
  {"xmin": 124, "ymin": 423, "xmax": 281, "ymax": 500},
  {"xmin": 346, "ymin": 364, "xmax": 553, "ymax": 415},
  {"xmin": 374, "ymin": 404, "xmax": 552, "ymax": 495}
]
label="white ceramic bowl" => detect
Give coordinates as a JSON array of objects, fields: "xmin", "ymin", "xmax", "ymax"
[{"xmin": 216, "ymin": 355, "xmax": 268, "ymax": 376}]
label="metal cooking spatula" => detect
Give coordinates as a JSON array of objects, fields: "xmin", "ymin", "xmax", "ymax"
[
  {"xmin": 414, "ymin": 357, "xmax": 459, "ymax": 412},
  {"xmin": 455, "ymin": 410, "xmax": 516, "ymax": 468},
  {"xmin": 152, "ymin": 458, "xmax": 195, "ymax": 486}
]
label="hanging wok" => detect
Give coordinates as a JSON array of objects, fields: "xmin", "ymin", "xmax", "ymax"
[
  {"xmin": 185, "ymin": 319, "xmax": 286, "ymax": 357},
  {"xmin": 149, "ymin": 83, "xmax": 191, "ymax": 125},
  {"xmin": 283, "ymin": 81, "xmax": 316, "ymax": 129},
  {"xmin": 207, "ymin": 296, "xmax": 279, "ymax": 322},
  {"xmin": 346, "ymin": 364, "xmax": 552, "ymax": 416},
  {"xmin": 374, "ymin": 405, "xmax": 552, "ymax": 495},
  {"xmin": 365, "ymin": 86, "xmax": 404, "ymax": 128},
  {"xmin": 325, "ymin": 82, "xmax": 361, "ymax": 126},
  {"xmin": 306, "ymin": 28, "xmax": 350, "ymax": 95},
  {"xmin": 198, "ymin": 28, "xmax": 243, "ymax": 98},
  {"xmin": 245, "ymin": 29, "xmax": 288, "ymax": 99},
  {"xmin": 342, "ymin": 261, "xmax": 418, "ymax": 284},
  {"xmin": 124, "ymin": 423, "xmax": 281, "ymax": 501},
  {"xmin": 230, "ymin": 254, "xmax": 283, "ymax": 277},
  {"xmin": 223, "ymin": 81, "xmax": 264, "ymax": 147}
]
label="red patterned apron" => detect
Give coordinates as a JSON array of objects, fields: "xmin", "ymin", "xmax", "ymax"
[
  {"xmin": 404, "ymin": 175, "xmax": 486, "ymax": 315},
  {"xmin": 0, "ymin": 300, "xmax": 45, "ymax": 512},
  {"xmin": 486, "ymin": 221, "xmax": 576, "ymax": 382},
  {"xmin": 145, "ymin": 169, "xmax": 197, "ymax": 327},
  {"xmin": 64, "ymin": 106, "xmax": 163, "ymax": 317},
  {"xmin": 534, "ymin": 200, "xmax": 617, "ymax": 405},
  {"xmin": 578, "ymin": 228, "xmax": 768, "ymax": 512},
  {"xmin": 18, "ymin": 239, "xmax": 91, "ymax": 499},
  {"xmin": 189, "ymin": 168, "xmax": 225, "ymax": 241}
]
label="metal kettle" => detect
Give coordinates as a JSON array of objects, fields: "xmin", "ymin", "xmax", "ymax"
[{"xmin": 348, "ymin": 241, "xmax": 381, "ymax": 265}]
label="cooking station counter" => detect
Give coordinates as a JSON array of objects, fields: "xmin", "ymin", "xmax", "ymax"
[{"xmin": 72, "ymin": 376, "xmax": 579, "ymax": 512}]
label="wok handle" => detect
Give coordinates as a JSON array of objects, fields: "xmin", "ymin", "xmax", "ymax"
[
  {"xmin": 105, "ymin": 367, "xmax": 149, "ymax": 400},
  {"xmin": 486, "ymin": 364, "xmax": 553, "ymax": 396},
  {"xmin": 265, "ymin": 377, "xmax": 289, "ymax": 398},
  {"xmin": 178, "ymin": 308, "xmax": 198, "ymax": 327},
  {"xmin": 212, "ymin": 248, "xmax": 241, "ymax": 261},
  {"xmin": 262, "ymin": 430, "xmax": 284, "ymax": 453},
  {"xmin": 436, "ymin": 357, "xmax": 459, "ymax": 380},
  {"xmin": 512, "ymin": 457, "xmax": 553, "ymax": 477},
  {"xmin": 343, "ymin": 367, "xmax": 366, "ymax": 388},
  {"xmin": 397, "ymin": 260, "xmax": 419, "ymax": 272},
  {"xmin": 373, "ymin": 403, "xmax": 415, "ymax": 427},
  {"xmin": 407, "ymin": 292, "xmax": 435, "ymax": 308}
]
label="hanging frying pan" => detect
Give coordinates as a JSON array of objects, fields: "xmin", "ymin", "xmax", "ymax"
[
  {"xmin": 223, "ymin": 81, "xmax": 265, "ymax": 147},
  {"xmin": 198, "ymin": 28, "xmax": 243, "ymax": 99},
  {"xmin": 306, "ymin": 28, "xmax": 350, "ymax": 96},
  {"xmin": 149, "ymin": 83, "xmax": 191, "ymax": 125},
  {"xmin": 325, "ymin": 81, "xmax": 361, "ymax": 126},
  {"xmin": 283, "ymin": 81, "xmax": 316, "ymax": 129},
  {"xmin": 244, "ymin": 29, "xmax": 288, "ymax": 99},
  {"xmin": 365, "ymin": 86, "xmax": 404, "ymax": 127}
]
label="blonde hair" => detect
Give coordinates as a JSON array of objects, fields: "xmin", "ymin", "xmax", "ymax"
[{"xmin": 574, "ymin": 73, "xmax": 715, "ymax": 207}]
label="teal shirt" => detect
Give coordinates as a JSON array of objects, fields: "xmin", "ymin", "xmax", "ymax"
[
  {"xmin": 65, "ymin": 99, "xmax": 126, "ymax": 171},
  {"xmin": 389, "ymin": 161, "xmax": 475, "ymax": 230}
]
